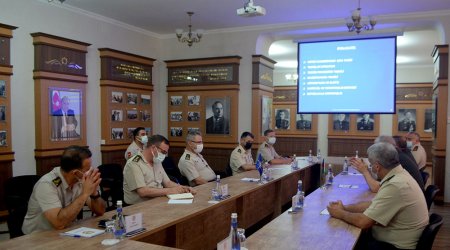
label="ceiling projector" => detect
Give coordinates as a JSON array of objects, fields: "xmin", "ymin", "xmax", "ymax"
[{"xmin": 237, "ymin": 0, "xmax": 266, "ymax": 17}]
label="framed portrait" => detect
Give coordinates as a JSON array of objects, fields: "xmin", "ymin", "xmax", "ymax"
[
  {"xmin": 188, "ymin": 127, "xmax": 200, "ymax": 134},
  {"xmin": 50, "ymin": 89, "xmax": 82, "ymax": 141},
  {"xmin": 188, "ymin": 95, "xmax": 200, "ymax": 106},
  {"xmin": 170, "ymin": 96, "xmax": 182, "ymax": 106},
  {"xmin": 127, "ymin": 93, "xmax": 138, "ymax": 105},
  {"xmin": 127, "ymin": 128, "xmax": 136, "ymax": 139},
  {"xmin": 111, "ymin": 91, "xmax": 123, "ymax": 103},
  {"xmin": 275, "ymin": 108, "xmax": 290, "ymax": 130},
  {"xmin": 424, "ymin": 108, "xmax": 435, "ymax": 133},
  {"xmin": 188, "ymin": 111, "xmax": 200, "ymax": 121},
  {"xmin": 0, "ymin": 80, "xmax": 6, "ymax": 98},
  {"xmin": 0, "ymin": 105, "xmax": 5, "ymax": 122},
  {"xmin": 127, "ymin": 110, "xmax": 138, "ymax": 121},
  {"xmin": 111, "ymin": 128, "xmax": 124, "ymax": 140},
  {"xmin": 141, "ymin": 110, "xmax": 151, "ymax": 121},
  {"xmin": 170, "ymin": 111, "xmax": 183, "ymax": 122},
  {"xmin": 356, "ymin": 114, "xmax": 374, "ymax": 131},
  {"xmin": 205, "ymin": 97, "xmax": 230, "ymax": 135},
  {"xmin": 111, "ymin": 109, "xmax": 123, "ymax": 122},
  {"xmin": 397, "ymin": 108, "xmax": 416, "ymax": 132},
  {"xmin": 0, "ymin": 130, "xmax": 6, "ymax": 146},
  {"xmin": 296, "ymin": 114, "xmax": 312, "ymax": 130},
  {"xmin": 261, "ymin": 96, "xmax": 272, "ymax": 135},
  {"xmin": 332, "ymin": 113, "xmax": 350, "ymax": 131},
  {"xmin": 141, "ymin": 94, "xmax": 151, "ymax": 105},
  {"xmin": 145, "ymin": 127, "xmax": 152, "ymax": 135},
  {"xmin": 170, "ymin": 127, "xmax": 183, "ymax": 137}
]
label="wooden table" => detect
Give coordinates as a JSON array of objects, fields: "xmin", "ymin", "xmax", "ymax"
[
  {"xmin": 244, "ymin": 170, "xmax": 375, "ymax": 250},
  {"xmin": 0, "ymin": 160, "xmax": 320, "ymax": 250}
]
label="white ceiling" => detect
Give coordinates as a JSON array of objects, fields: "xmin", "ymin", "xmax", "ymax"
[{"xmin": 53, "ymin": 0, "xmax": 450, "ymax": 69}]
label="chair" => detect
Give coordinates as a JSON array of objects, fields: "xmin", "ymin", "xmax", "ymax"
[
  {"xmin": 424, "ymin": 185, "xmax": 440, "ymax": 210},
  {"xmin": 5, "ymin": 175, "xmax": 41, "ymax": 238},
  {"xmin": 162, "ymin": 156, "xmax": 189, "ymax": 186},
  {"xmin": 415, "ymin": 213, "xmax": 443, "ymax": 250},
  {"xmin": 97, "ymin": 164, "xmax": 124, "ymax": 211},
  {"xmin": 225, "ymin": 164, "xmax": 233, "ymax": 177},
  {"xmin": 421, "ymin": 171, "xmax": 430, "ymax": 186}
]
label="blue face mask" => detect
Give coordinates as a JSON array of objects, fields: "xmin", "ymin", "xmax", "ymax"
[{"xmin": 406, "ymin": 141, "xmax": 413, "ymax": 150}]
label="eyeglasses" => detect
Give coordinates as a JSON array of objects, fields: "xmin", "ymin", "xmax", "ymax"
[
  {"xmin": 190, "ymin": 140, "xmax": 203, "ymax": 144},
  {"xmin": 156, "ymin": 146, "xmax": 168, "ymax": 155}
]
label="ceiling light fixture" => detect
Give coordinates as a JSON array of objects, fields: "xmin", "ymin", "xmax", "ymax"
[
  {"xmin": 285, "ymin": 73, "xmax": 298, "ymax": 82},
  {"xmin": 175, "ymin": 12, "xmax": 203, "ymax": 47},
  {"xmin": 345, "ymin": 0, "xmax": 376, "ymax": 34}
]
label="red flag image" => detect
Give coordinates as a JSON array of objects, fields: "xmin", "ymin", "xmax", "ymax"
[{"xmin": 52, "ymin": 91, "xmax": 61, "ymax": 113}]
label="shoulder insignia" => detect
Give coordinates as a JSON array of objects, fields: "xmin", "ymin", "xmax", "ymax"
[
  {"xmin": 185, "ymin": 154, "xmax": 190, "ymax": 160},
  {"xmin": 238, "ymin": 148, "xmax": 242, "ymax": 153},
  {"xmin": 132, "ymin": 155, "xmax": 142, "ymax": 162},
  {"xmin": 412, "ymin": 146, "xmax": 418, "ymax": 151},
  {"xmin": 52, "ymin": 177, "xmax": 62, "ymax": 187},
  {"xmin": 127, "ymin": 152, "xmax": 132, "ymax": 159}
]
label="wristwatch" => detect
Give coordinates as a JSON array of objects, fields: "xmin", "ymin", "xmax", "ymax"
[{"xmin": 90, "ymin": 192, "xmax": 101, "ymax": 200}]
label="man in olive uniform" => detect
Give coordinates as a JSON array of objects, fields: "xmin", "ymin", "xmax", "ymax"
[
  {"xmin": 398, "ymin": 111, "xmax": 416, "ymax": 132},
  {"xmin": 123, "ymin": 135, "xmax": 194, "ymax": 204},
  {"xmin": 257, "ymin": 129, "xmax": 293, "ymax": 165},
  {"xmin": 406, "ymin": 132, "xmax": 427, "ymax": 170},
  {"xmin": 230, "ymin": 132, "xmax": 256, "ymax": 175},
  {"xmin": 124, "ymin": 127, "xmax": 147, "ymax": 160},
  {"xmin": 178, "ymin": 131, "xmax": 216, "ymax": 186},
  {"xmin": 22, "ymin": 146, "xmax": 105, "ymax": 234}
]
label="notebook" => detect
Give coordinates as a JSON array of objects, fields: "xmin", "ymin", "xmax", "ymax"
[
  {"xmin": 166, "ymin": 193, "xmax": 194, "ymax": 200},
  {"xmin": 61, "ymin": 227, "xmax": 104, "ymax": 238}
]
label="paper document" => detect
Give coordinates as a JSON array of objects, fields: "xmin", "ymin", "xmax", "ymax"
[
  {"xmin": 168, "ymin": 199, "xmax": 193, "ymax": 204},
  {"xmin": 61, "ymin": 227, "xmax": 104, "ymax": 238},
  {"xmin": 320, "ymin": 208, "xmax": 330, "ymax": 215},
  {"xmin": 338, "ymin": 184, "xmax": 360, "ymax": 189},
  {"xmin": 166, "ymin": 193, "xmax": 194, "ymax": 200},
  {"xmin": 241, "ymin": 178, "xmax": 260, "ymax": 182}
]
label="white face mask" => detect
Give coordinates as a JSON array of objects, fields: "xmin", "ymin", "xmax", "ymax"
[
  {"xmin": 139, "ymin": 135, "xmax": 148, "ymax": 145},
  {"xmin": 406, "ymin": 141, "xmax": 413, "ymax": 150},
  {"xmin": 152, "ymin": 149, "xmax": 166, "ymax": 164},
  {"xmin": 268, "ymin": 137, "xmax": 276, "ymax": 145},
  {"xmin": 194, "ymin": 143, "xmax": 204, "ymax": 153}
]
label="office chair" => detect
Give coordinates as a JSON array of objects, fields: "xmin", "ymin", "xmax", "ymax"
[
  {"xmin": 421, "ymin": 171, "xmax": 430, "ymax": 186},
  {"xmin": 424, "ymin": 185, "xmax": 440, "ymax": 210},
  {"xmin": 5, "ymin": 175, "xmax": 41, "ymax": 238},
  {"xmin": 97, "ymin": 164, "xmax": 124, "ymax": 211},
  {"xmin": 415, "ymin": 213, "xmax": 443, "ymax": 250},
  {"xmin": 162, "ymin": 156, "xmax": 189, "ymax": 186}
]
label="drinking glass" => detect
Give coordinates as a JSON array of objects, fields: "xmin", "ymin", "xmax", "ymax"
[{"xmin": 237, "ymin": 228, "xmax": 246, "ymax": 249}]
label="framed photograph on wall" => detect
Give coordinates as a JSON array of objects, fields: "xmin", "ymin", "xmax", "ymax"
[
  {"xmin": 127, "ymin": 128, "xmax": 136, "ymax": 139},
  {"xmin": 397, "ymin": 108, "xmax": 416, "ymax": 132},
  {"xmin": 356, "ymin": 114, "xmax": 374, "ymax": 131},
  {"xmin": 141, "ymin": 110, "xmax": 151, "ymax": 121},
  {"xmin": 111, "ymin": 128, "xmax": 124, "ymax": 140},
  {"xmin": 111, "ymin": 91, "xmax": 123, "ymax": 103},
  {"xmin": 0, "ymin": 130, "xmax": 6, "ymax": 146},
  {"xmin": 111, "ymin": 110, "xmax": 123, "ymax": 122},
  {"xmin": 188, "ymin": 95, "xmax": 200, "ymax": 106},
  {"xmin": 127, "ymin": 110, "xmax": 138, "ymax": 121},
  {"xmin": 127, "ymin": 93, "xmax": 138, "ymax": 105},
  {"xmin": 49, "ymin": 88, "xmax": 82, "ymax": 141},
  {"xmin": 296, "ymin": 114, "xmax": 312, "ymax": 130},
  {"xmin": 0, "ymin": 80, "xmax": 6, "ymax": 98},
  {"xmin": 332, "ymin": 114, "xmax": 350, "ymax": 131},
  {"xmin": 261, "ymin": 96, "xmax": 272, "ymax": 135},
  {"xmin": 424, "ymin": 108, "xmax": 435, "ymax": 133},
  {"xmin": 0, "ymin": 105, "xmax": 5, "ymax": 122},
  {"xmin": 205, "ymin": 97, "xmax": 230, "ymax": 134},
  {"xmin": 145, "ymin": 127, "xmax": 152, "ymax": 135},
  {"xmin": 275, "ymin": 108, "xmax": 290, "ymax": 129},
  {"xmin": 188, "ymin": 127, "xmax": 200, "ymax": 134},
  {"xmin": 170, "ymin": 127, "xmax": 183, "ymax": 137},
  {"xmin": 170, "ymin": 96, "xmax": 182, "ymax": 106},
  {"xmin": 170, "ymin": 111, "xmax": 183, "ymax": 122},
  {"xmin": 141, "ymin": 94, "xmax": 151, "ymax": 105},
  {"xmin": 188, "ymin": 111, "xmax": 200, "ymax": 121}
]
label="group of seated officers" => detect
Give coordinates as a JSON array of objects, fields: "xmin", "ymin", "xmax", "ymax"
[{"xmin": 21, "ymin": 129, "xmax": 430, "ymax": 249}]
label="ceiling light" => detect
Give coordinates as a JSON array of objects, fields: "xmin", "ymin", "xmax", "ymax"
[
  {"xmin": 175, "ymin": 12, "xmax": 203, "ymax": 47},
  {"xmin": 345, "ymin": 0, "xmax": 376, "ymax": 34},
  {"xmin": 285, "ymin": 74, "xmax": 298, "ymax": 82}
]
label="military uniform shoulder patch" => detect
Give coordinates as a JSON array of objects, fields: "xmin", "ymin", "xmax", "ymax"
[
  {"xmin": 238, "ymin": 148, "xmax": 242, "ymax": 153},
  {"xmin": 185, "ymin": 154, "xmax": 190, "ymax": 160},
  {"xmin": 52, "ymin": 177, "xmax": 62, "ymax": 187},
  {"xmin": 132, "ymin": 155, "xmax": 142, "ymax": 162},
  {"xmin": 127, "ymin": 151, "xmax": 132, "ymax": 159},
  {"xmin": 412, "ymin": 146, "xmax": 418, "ymax": 151}
]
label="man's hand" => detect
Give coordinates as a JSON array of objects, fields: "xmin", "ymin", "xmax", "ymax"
[
  {"xmin": 82, "ymin": 169, "xmax": 101, "ymax": 196},
  {"xmin": 350, "ymin": 158, "xmax": 369, "ymax": 174},
  {"xmin": 186, "ymin": 186, "xmax": 197, "ymax": 195},
  {"xmin": 327, "ymin": 200, "xmax": 345, "ymax": 219},
  {"xmin": 167, "ymin": 185, "xmax": 187, "ymax": 194}
]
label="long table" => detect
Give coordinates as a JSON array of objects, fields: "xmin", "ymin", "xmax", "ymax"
[
  {"xmin": 0, "ymin": 160, "xmax": 320, "ymax": 250},
  {"xmin": 245, "ymin": 169, "xmax": 375, "ymax": 250}
]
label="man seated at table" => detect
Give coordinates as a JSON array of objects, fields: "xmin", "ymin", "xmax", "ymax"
[
  {"xmin": 327, "ymin": 142, "xmax": 428, "ymax": 250},
  {"xmin": 406, "ymin": 131, "xmax": 427, "ymax": 170},
  {"xmin": 124, "ymin": 127, "xmax": 147, "ymax": 160},
  {"xmin": 22, "ymin": 146, "xmax": 106, "ymax": 234},
  {"xmin": 257, "ymin": 129, "xmax": 293, "ymax": 165},
  {"xmin": 123, "ymin": 135, "xmax": 194, "ymax": 204},
  {"xmin": 178, "ymin": 131, "xmax": 217, "ymax": 186},
  {"xmin": 351, "ymin": 135, "xmax": 424, "ymax": 193},
  {"xmin": 229, "ymin": 131, "xmax": 256, "ymax": 175}
]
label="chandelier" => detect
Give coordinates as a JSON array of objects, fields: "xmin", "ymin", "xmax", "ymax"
[
  {"xmin": 345, "ymin": 0, "xmax": 376, "ymax": 34},
  {"xmin": 175, "ymin": 12, "xmax": 204, "ymax": 47},
  {"xmin": 285, "ymin": 73, "xmax": 298, "ymax": 82}
]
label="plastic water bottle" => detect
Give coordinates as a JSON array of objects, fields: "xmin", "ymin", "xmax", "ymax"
[
  {"xmin": 291, "ymin": 154, "xmax": 298, "ymax": 170},
  {"xmin": 326, "ymin": 164, "xmax": 334, "ymax": 185},
  {"xmin": 295, "ymin": 180, "xmax": 304, "ymax": 210},
  {"xmin": 355, "ymin": 150, "xmax": 359, "ymax": 159},
  {"xmin": 215, "ymin": 175, "xmax": 222, "ymax": 200},
  {"xmin": 114, "ymin": 200, "xmax": 126, "ymax": 239},
  {"xmin": 342, "ymin": 156, "xmax": 349, "ymax": 175},
  {"xmin": 317, "ymin": 149, "xmax": 322, "ymax": 163},
  {"xmin": 230, "ymin": 213, "xmax": 241, "ymax": 250},
  {"xmin": 307, "ymin": 150, "xmax": 313, "ymax": 162}
]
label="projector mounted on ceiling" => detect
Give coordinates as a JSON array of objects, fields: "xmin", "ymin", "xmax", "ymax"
[{"xmin": 237, "ymin": 0, "xmax": 266, "ymax": 17}]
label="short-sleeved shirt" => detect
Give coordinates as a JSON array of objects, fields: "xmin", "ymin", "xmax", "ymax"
[
  {"xmin": 123, "ymin": 152, "xmax": 170, "ymax": 204},
  {"xmin": 178, "ymin": 149, "xmax": 216, "ymax": 186},
  {"xmin": 363, "ymin": 165, "xmax": 429, "ymax": 249},
  {"xmin": 411, "ymin": 143, "xmax": 427, "ymax": 169},
  {"xmin": 22, "ymin": 167, "xmax": 83, "ymax": 234},
  {"xmin": 124, "ymin": 141, "xmax": 142, "ymax": 160},
  {"xmin": 257, "ymin": 141, "xmax": 280, "ymax": 163},
  {"xmin": 230, "ymin": 145, "xmax": 254, "ymax": 175}
]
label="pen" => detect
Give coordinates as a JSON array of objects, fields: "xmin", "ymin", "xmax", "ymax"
[{"xmin": 60, "ymin": 233, "xmax": 81, "ymax": 238}]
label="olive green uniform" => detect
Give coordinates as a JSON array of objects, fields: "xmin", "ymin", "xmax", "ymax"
[
  {"xmin": 178, "ymin": 149, "xmax": 216, "ymax": 186},
  {"xmin": 230, "ymin": 145, "xmax": 254, "ymax": 175},
  {"xmin": 257, "ymin": 141, "xmax": 280, "ymax": 163}
]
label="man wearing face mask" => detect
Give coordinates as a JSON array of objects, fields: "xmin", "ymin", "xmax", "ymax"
[
  {"xmin": 124, "ymin": 127, "xmax": 147, "ymax": 160},
  {"xmin": 23, "ymin": 146, "xmax": 105, "ymax": 234},
  {"xmin": 123, "ymin": 135, "xmax": 194, "ymax": 204},
  {"xmin": 328, "ymin": 142, "xmax": 428, "ymax": 250},
  {"xmin": 257, "ymin": 129, "xmax": 294, "ymax": 165},
  {"xmin": 229, "ymin": 132, "xmax": 256, "ymax": 175},
  {"xmin": 178, "ymin": 131, "xmax": 216, "ymax": 186},
  {"xmin": 406, "ymin": 132, "xmax": 427, "ymax": 170}
]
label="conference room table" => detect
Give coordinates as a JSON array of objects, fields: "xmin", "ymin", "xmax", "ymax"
[{"xmin": 245, "ymin": 168, "xmax": 375, "ymax": 250}]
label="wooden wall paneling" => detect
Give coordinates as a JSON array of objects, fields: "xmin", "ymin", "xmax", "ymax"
[
  {"xmin": 328, "ymin": 138, "xmax": 374, "ymax": 158},
  {"xmin": 274, "ymin": 137, "xmax": 317, "ymax": 158}
]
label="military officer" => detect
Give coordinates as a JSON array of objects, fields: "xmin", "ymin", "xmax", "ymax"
[
  {"xmin": 398, "ymin": 111, "xmax": 416, "ymax": 132},
  {"xmin": 178, "ymin": 131, "xmax": 216, "ymax": 186},
  {"xmin": 257, "ymin": 129, "xmax": 294, "ymax": 165},
  {"xmin": 406, "ymin": 132, "xmax": 427, "ymax": 170},
  {"xmin": 124, "ymin": 127, "xmax": 147, "ymax": 160},
  {"xmin": 230, "ymin": 132, "xmax": 256, "ymax": 175}
]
